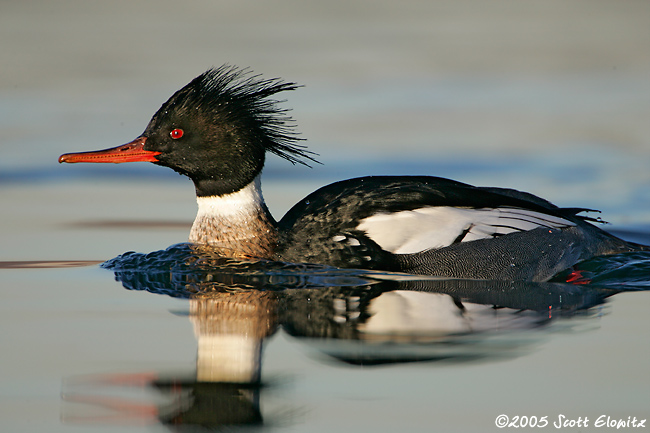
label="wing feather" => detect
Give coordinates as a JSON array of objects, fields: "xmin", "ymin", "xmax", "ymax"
[{"xmin": 356, "ymin": 206, "xmax": 575, "ymax": 254}]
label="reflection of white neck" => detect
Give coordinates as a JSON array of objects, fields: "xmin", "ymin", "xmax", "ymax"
[{"xmin": 196, "ymin": 334, "xmax": 263, "ymax": 383}]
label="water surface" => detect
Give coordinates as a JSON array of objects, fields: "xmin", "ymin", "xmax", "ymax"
[{"xmin": 2, "ymin": 1, "xmax": 650, "ymax": 432}]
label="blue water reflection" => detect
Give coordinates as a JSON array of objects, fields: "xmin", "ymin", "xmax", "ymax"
[{"xmin": 56, "ymin": 245, "xmax": 649, "ymax": 430}]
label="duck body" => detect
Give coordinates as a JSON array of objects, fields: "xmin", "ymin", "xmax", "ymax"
[
  {"xmin": 275, "ymin": 176, "xmax": 638, "ymax": 281},
  {"xmin": 59, "ymin": 66, "xmax": 646, "ymax": 282}
]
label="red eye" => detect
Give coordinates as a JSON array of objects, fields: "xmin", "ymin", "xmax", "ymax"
[{"xmin": 170, "ymin": 128, "xmax": 184, "ymax": 139}]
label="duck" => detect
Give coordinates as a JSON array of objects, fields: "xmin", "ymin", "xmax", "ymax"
[{"xmin": 59, "ymin": 65, "xmax": 647, "ymax": 282}]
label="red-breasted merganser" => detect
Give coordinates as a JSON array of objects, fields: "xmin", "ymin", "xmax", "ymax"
[{"xmin": 59, "ymin": 66, "xmax": 647, "ymax": 281}]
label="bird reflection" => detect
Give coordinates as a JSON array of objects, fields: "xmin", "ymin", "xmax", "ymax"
[
  {"xmin": 280, "ymin": 278, "xmax": 617, "ymax": 365},
  {"xmin": 170, "ymin": 290, "xmax": 279, "ymax": 426},
  {"xmin": 62, "ymin": 244, "xmax": 629, "ymax": 429},
  {"xmin": 62, "ymin": 289, "xmax": 277, "ymax": 429}
]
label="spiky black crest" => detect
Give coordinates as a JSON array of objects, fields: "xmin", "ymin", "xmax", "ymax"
[{"xmin": 150, "ymin": 65, "xmax": 319, "ymax": 167}]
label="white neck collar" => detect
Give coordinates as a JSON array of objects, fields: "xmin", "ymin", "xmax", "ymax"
[{"xmin": 195, "ymin": 174, "xmax": 265, "ymax": 218}]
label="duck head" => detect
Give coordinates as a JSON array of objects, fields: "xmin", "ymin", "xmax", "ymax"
[{"xmin": 59, "ymin": 66, "xmax": 318, "ymax": 197}]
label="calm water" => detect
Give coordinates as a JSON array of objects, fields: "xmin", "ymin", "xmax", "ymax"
[{"xmin": 2, "ymin": 1, "xmax": 650, "ymax": 432}]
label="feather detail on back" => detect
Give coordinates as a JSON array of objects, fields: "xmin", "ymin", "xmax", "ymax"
[{"xmin": 356, "ymin": 206, "xmax": 575, "ymax": 254}]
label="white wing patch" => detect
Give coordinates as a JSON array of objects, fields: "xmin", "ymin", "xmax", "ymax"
[{"xmin": 356, "ymin": 206, "xmax": 575, "ymax": 255}]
